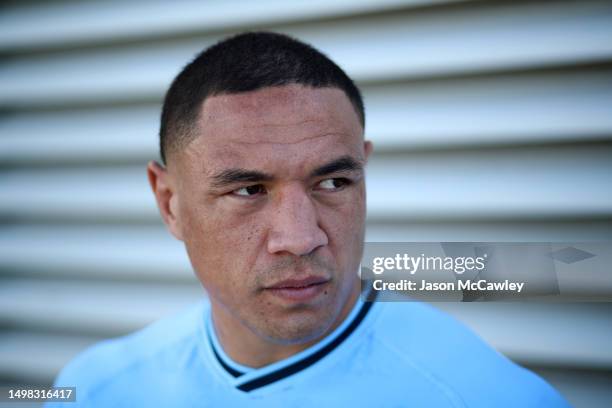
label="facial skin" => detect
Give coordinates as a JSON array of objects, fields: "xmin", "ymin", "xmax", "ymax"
[{"xmin": 148, "ymin": 84, "xmax": 372, "ymax": 367}]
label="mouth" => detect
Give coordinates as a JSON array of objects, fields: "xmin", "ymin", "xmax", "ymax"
[{"xmin": 264, "ymin": 276, "xmax": 330, "ymax": 302}]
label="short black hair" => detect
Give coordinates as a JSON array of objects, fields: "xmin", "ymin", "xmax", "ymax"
[{"xmin": 159, "ymin": 31, "xmax": 365, "ymax": 164}]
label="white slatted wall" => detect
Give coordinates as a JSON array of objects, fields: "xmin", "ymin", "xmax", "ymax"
[{"xmin": 1, "ymin": 1, "xmax": 612, "ymax": 407}]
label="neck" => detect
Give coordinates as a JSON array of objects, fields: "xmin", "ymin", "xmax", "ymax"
[{"xmin": 210, "ymin": 279, "xmax": 361, "ymax": 368}]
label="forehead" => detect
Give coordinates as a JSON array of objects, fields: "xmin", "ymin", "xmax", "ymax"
[{"xmin": 179, "ymin": 85, "xmax": 364, "ymax": 176}]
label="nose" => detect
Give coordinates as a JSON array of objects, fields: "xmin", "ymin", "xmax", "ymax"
[{"xmin": 267, "ymin": 185, "xmax": 328, "ymax": 256}]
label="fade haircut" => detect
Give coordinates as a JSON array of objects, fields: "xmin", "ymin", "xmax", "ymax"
[{"xmin": 159, "ymin": 31, "xmax": 365, "ymax": 164}]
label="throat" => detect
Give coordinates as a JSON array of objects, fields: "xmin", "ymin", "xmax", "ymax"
[{"xmin": 209, "ymin": 280, "xmax": 361, "ymax": 369}]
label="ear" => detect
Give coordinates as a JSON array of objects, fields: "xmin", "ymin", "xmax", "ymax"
[
  {"xmin": 147, "ymin": 161, "xmax": 184, "ymax": 241},
  {"xmin": 364, "ymin": 140, "xmax": 373, "ymax": 161}
]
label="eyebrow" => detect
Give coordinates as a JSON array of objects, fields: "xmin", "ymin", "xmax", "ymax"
[
  {"xmin": 210, "ymin": 155, "xmax": 363, "ymax": 189},
  {"xmin": 310, "ymin": 155, "xmax": 363, "ymax": 178},
  {"xmin": 211, "ymin": 168, "xmax": 274, "ymax": 188}
]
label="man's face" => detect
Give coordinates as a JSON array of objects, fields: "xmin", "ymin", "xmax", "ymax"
[{"xmin": 167, "ymin": 85, "xmax": 371, "ymax": 344}]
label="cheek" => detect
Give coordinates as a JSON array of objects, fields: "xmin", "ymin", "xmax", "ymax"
[
  {"xmin": 318, "ymin": 189, "xmax": 367, "ymax": 263},
  {"xmin": 179, "ymin": 200, "xmax": 266, "ymax": 295}
]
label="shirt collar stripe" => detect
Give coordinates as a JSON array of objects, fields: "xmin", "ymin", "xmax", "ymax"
[
  {"xmin": 237, "ymin": 297, "xmax": 375, "ymax": 392},
  {"xmin": 209, "ymin": 337, "xmax": 245, "ymax": 378}
]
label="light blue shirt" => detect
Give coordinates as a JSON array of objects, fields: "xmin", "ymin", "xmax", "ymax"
[{"xmin": 48, "ymin": 298, "xmax": 569, "ymax": 407}]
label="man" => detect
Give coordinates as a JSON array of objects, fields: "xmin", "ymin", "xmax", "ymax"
[{"xmin": 50, "ymin": 32, "xmax": 569, "ymax": 407}]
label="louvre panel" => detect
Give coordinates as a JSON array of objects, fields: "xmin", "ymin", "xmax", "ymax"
[{"xmin": 1, "ymin": 1, "xmax": 611, "ymax": 406}]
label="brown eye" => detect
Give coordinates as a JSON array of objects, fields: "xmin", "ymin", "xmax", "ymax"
[
  {"xmin": 233, "ymin": 184, "xmax": 266, "ymax": 197},
  {"xmin": 317, "ymin": 178, "xmax": 350, "ymax": 191}
]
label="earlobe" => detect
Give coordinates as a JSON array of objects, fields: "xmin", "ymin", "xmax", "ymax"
[
  {"xmin": 167, "ymin": 193, "xmax": 183, "ymax": 241},
  {"xmin": 146, "ymin": 161, "xmax": 184, "ymax": 241}
]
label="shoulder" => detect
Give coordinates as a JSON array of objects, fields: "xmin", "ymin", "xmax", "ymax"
[
  {"xmin": 368, "ymin": 302, "xmax": 570, "ymax": 407},
  {"xmin": 52, "ymin": 301, "xmax": 208, "ymax": 404}
]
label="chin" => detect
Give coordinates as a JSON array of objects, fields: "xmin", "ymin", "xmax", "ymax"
[{"xmin": 261, "ymin": 312, "xmax": 337, "ymax": 346}]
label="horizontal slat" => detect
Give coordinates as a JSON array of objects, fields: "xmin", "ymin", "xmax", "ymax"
[
  {"xmin": 1, "ymin": 1, "xmax": 611, "ymax": 107},
  {"xmin": 1, "ymin": 144, "xmax": 610, "ymax": 222},
  {"xmin": 0, "ymin": 0, "xmax": 460, "ymax": 53},
  {"xmin": 366, "ymin": 145, "xmax": 612, "ymax": 220},
  {"xmin": 0, "ymin": 166, "xmax": 156, "ymax": 222},
  {"xmin": 0, "ymin": 106, "xmax": 160, "ymax": 164},
  {"xmin": 531, "ymin": 368, "xmax": 612, "ymax": 408},
  {"xmin": 0, "ymin": 226, "xmax": 195, "ymax": 283},
  {"xmin": 365, "ymin": 220, "xmax": 612, "ymax": 242},
  {"xmin": 2, "ymin": 67, "xmax": 612, "ymax": 164},
  {"xmin": 438, "ymin": 302, "xmax": 612, "ymax": 370},
  {"xmin": 0, "ymin": 279, "xmax": 203, "ymax": 336},
  {"xmin": 364, "ymin": 68, "xmax": 612, "ymax": 150}
]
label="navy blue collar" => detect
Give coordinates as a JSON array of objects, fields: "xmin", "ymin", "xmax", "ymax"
[{"xmin": 206, "ymin": 291, "xmax": 375, "ymax": 392}]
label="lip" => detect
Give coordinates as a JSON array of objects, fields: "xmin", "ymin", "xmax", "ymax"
[{"xmin": 264, "ymin": 276, "xmax": 330, "ymax": 302}]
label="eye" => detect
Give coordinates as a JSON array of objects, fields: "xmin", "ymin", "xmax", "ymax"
[
  {"xmin": 232, "ymin": 184, "xmax": 266, "ymax": 197},
  {"xmin": 316, "ymin": 178, "xmax": 351, "ymax": 191}
]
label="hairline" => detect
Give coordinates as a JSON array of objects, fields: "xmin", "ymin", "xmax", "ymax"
[{"xmin": 163, "ymin": 83, "xmax": 365, "ymax": 166}]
